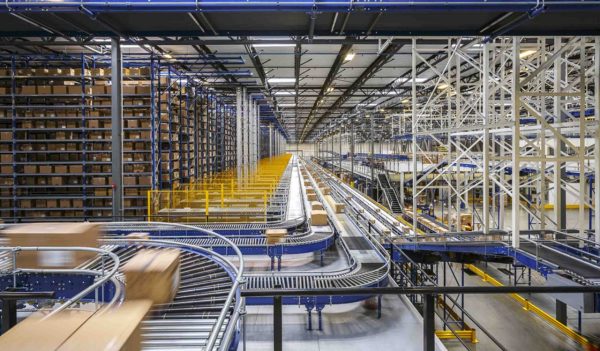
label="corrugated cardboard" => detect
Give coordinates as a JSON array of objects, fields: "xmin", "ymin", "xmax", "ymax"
[
  {"xmin": 310, "ymin": 201, "xmax": 324, "ymax": 211},
  {"xmin": 265, "ymin": 228, "xmax": 286, "ymax": 245},
  {"xmin": 0, "ymin": 310, "xmax": 95, "ymax": 351},
  {"xmin": 311, "ymin": 210, "xmax": 328, "ymax": 226},
  {"xmin": 58, "ymin": 300, "xmax": 152, "ymax": 351},
  {"xmin": 1, "ymin": 222, "xmax": 100, "ymax": 268},
  {"xmin": 122, "ymin": 249, "xmax": 180, "ymax": 305},
  {"xmin": 325, "ymin": 195, "xmax": 345, "ymax": 213}
]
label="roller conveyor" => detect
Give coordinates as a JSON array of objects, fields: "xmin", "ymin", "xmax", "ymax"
[{"xmin": 82, "ymin": 243, "xmax": 236, "ymax": 350}]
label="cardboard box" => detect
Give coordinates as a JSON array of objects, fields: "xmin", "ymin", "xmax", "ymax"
[
  {"xmin": 1, "ymin": 223, "xmax": 100, "ymax": 269},
  {"xmin": 307, "ymin": 193, "xmax": 317, "ymax": 201},
  {"xmin": 69, "ymin": 165, "xmax": 83, "ymax": 173},
  {"xmin": 124, "ymin": 177, "xmax": 137, "ymax": 186},
  {"xmin": 310, "ymin": 201, "xmax": 324, "ymax": 211},
  {"xmin": 92, "ymin": 177, "xmax": 106, "ymax": 186},
  {"xmin": 50, "ymin": 177, "xmax": 63, "ymax": 186},
  {"xmin": 20, "ymin": 86, "xmax": 37, "ymax": 95},
  {"xmin": 325, "ymin": 195, "xmax": 345, "ymax": 213},
  {"xmin": 67, "ymin": 85, "xmax": 81, "ymax": 95},
  {"xmin": 265, "ymin": 228, "xmax": 286, "ymax": 245},
  {"xmin": 0, "ymin": 310, "xmax": 95, "ymax": 351},
  {"xmin": 311, "ymin": 210, "xmax": 328, "ymax": 226},
  {"xmin": 38, "ymin": 86, "xmax": 52, "ymax": 94},
  {"xmin": 58, "ymin": 300, "xmax": 152, "ymax": 351},
  {"xmin": 121, "ymin": 249, "xmax": 180, "ymax": 305},
  {"xmin": 53, "ymin": 85, "xmax": 68, "ymax": 95}
]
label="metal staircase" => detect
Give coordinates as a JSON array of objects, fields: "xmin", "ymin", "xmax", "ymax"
[{"xmin": 377, "ymin": 173, "xmax": 403, "ymax": 213}]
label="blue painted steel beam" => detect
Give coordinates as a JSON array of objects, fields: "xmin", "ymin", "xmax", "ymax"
[{"xmin": 3, "ymin": 0, "xmax": 600, "ymax": 13}]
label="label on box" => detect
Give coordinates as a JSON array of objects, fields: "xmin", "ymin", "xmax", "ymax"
[{"xmin": 38, "ymin": 251, "xmax": 75, "ymax": 267}]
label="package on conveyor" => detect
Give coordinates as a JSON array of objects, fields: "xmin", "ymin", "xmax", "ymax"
[
  {"xmin": 1, "ymin": 222, "xmax": 100, "ymax": 269},
  {"xmin": 121, "ymin": 249, "xmax": 181, "ymax": 305},
  {"xmin": 265, "ymin": 228, "xmax": 287, "ymax": 245},
  {"xmin": 310, "ymin": 201, "xmax": 324, "ymax": 211},
  {"xmin": 58, "ymin": 300, "xmax": 153, "ymax": 351},
  {"xmin": 311, "ymin": 210, "xmax": 328, "ymax": 226},
  {"xmin": 324, "ymin": 195, "xmax": 345, "ymax": 214},
  {"xmin": 0, "ymin": 310, "xmax": 95, "ymax": 350}
]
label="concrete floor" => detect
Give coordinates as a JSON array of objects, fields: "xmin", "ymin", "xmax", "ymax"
[
  {"xmin": 239, "ymin": 294, "xmax": 445, "ymax": 351},
  {"xmin": 442, "ymin": 262, "xmax": 585, "ymax": 351}
]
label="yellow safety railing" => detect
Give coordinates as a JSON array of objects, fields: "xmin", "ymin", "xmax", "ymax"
[{"xmin": 148, "ymin": 154, "xmax": 292, "ymax": 223}]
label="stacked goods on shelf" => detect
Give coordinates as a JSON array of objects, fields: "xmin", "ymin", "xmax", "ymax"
[
  {"xmin": 158, "ymin": 68, "xmax": 184, "ymax": 190},
  {"xmin": 0, "ymin": 59, "xmax": 156, "ymax": 221},
  {"xmin": 0, "ymin": 55, "xmax": 238, "ymax": 223},
  {"xmin": 121, "ymin": 66, "xmax": 155, "ymax": 219}
]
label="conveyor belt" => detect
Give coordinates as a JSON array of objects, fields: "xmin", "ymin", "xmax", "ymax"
[
  {"xmin": 520, "ymin": 242, "xmax": 600, "ymax": 280},
  {"xmin": 83, "ymin": 243, "xmax": 236, "ymax": 350}
]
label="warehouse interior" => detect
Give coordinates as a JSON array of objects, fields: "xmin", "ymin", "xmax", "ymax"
[{"xmin": 0, "ymin": 2, "xmax": 599, "ymax": 351}]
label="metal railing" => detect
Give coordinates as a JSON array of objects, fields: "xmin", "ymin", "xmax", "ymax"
[
  {"xmin": 241, "ymin": 285, "xmax": 600, "ymax": 351},
  {"xmin": 0, "ymin": 245, "xmax": 120, "ymax": 319}
]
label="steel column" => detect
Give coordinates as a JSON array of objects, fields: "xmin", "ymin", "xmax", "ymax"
[
  {"xmin": 236, "ymin": 87, "xmax": 243, "ymax": 177},
  {"xmin": 554, "ymin": 37, "xmax": 567, "ymax": 231},
  {"xmin": 423, "ymin": 293, "xmax": 435, "ymax": 351},
  {"xmin": 511, "ymin": 38, "xmax": 521, "ymax": 248},
  {"xmin": 483, "ymin": 43, "xmax": 490, "ymax": 234},
  {"xmin": 596, "ymin": 37, "xmax": 600, "ymax": 243},
  {"xmin": 111, "ymin": 37, "xmax": 123, "ymax": 221}
]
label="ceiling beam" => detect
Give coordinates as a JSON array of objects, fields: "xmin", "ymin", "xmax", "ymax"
[
  {"xmin": 298, "ymin": 39, "xmax": 353, "ymax": 140},
  {"xmin": 301, "ymin": 42, "xmax": 404, "ymax": 141}
]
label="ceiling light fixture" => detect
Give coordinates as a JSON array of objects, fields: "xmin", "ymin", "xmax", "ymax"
[
  {"xmin": 267, "ymin": 78, "xmax": 296, "ymax": 83},
  {"xmin": 253, "ymin": 43, "xmax": 296, "ymax": 48},
  {"xmin": 519, "ymin": 50, "xmax": 537, "ymax": 59},
  {"xmin": 344, "ymin": 51, "xmax": 356, "ymax": 62}
]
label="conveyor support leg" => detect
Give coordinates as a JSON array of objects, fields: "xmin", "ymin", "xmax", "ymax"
[{"xmin": 377, "ymin": 295, "xmax": 382, "ymax": 319}]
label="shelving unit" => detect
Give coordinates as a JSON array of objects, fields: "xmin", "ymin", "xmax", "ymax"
[{"xmin": 0, "ymin": 54, "xmax": 237, "ymax": 222}]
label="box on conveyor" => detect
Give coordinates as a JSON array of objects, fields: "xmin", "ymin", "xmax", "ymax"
[
  {"xmin": 311, "ymin": 210, "xmax": 328, "ymax": 226},
  {"xmin": 121, "ymin": 249, "xmax": 181, "ymax": 305},
  {"xmin": 58, "ymin": 300, "xmax": 152, "ymax": 351},
  {"xmin": 265, "ymin": 228, "xmax": 286, "ymax": 245},
  {"xmin": 310, "ymin": 201, "xmax": 324, "ymax": 211},
  {"xmin": 320, "ymin": 187, "xmax": 331, "ymax": 195},
  {"xmin": 325, "ymin": 195, "xmax": 345, "ymax": 213},
  {"xmin": 0, "ymin": 310, "xmax": 95, "ymax": 351},
  {"xmin": 307, "ymin": 193, "xmax": 318, "ymax": 201},
  {"xmin": 1, "ymin": 222, "xmax": 100, "ymax": 268}
]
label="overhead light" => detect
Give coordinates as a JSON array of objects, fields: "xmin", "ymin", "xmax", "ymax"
[
  {"xmin": 437, "ymin": 83, "xmax": 449, "ymax": 90},
  {"xmin": 326, "ymin": 86, "xmax": 335, "ymax": 93},
  {"xmin": 121, "ymin": 45, "xmax": 142, "ymax": 49},
  {"xmin": 395, "ymin": 77, "xmax": 427, "ymax": 84},
  {"xmin": 274, "ymin": 91, "xmax": 295, "ymax": 96},
  {"xmin": 279, "ymin": 103, "xmax": 296, "ymax": 107},
  {"xmin": 519, "ymin": 50, "xmax": 537, "ymax": 59},
  {"xmin": 268, "ymin": 78, "xmax": 296, "ymax": 83},
  {"xmin": 401, "ymin": 98, "xmax": 410, "ymax": 104},
  {"xmin": 253, "ymin": 43, "xmax": 296, "ymax": 48},
  {"xmin": 163, "ymin": 53, "xmax": 173, "ymax": 59},
  {"xmin": 344, "ymin": 51, "xmax": 356, "ymax": 62}
]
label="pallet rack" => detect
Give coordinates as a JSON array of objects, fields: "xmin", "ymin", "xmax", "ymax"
[{"xmin": 0, "ymin": 54, "xmax": 237, "ymax": 223}]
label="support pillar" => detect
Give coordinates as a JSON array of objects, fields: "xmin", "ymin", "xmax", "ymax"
[
  {"xmin": 595, "ymin": 37, "xmax": 600, "ymax": 242},
  {"xmin": 554, "ymin": 37, "xmax": 567, "ymax": 232},
  {"xmin": 482, "ymin": 43, "xmax": 490, "ymax": 234},
  {"xmin": 556, "ymin": 300, "xmax": 568, "ymax": 325},
  {"xmin": 236, "ymin": 87, "xmax": 243, "ymax": 179},
  {"xmin": 511, "ymin": 38, "xmax": 521, "ymax": 248},
  {"xmin": 111, "ymin": 37, "xmax": 123, "ymax": 221},
  {"xmin": 269, "ymin": 124, "xmax": 274, "ymax": 158}
]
